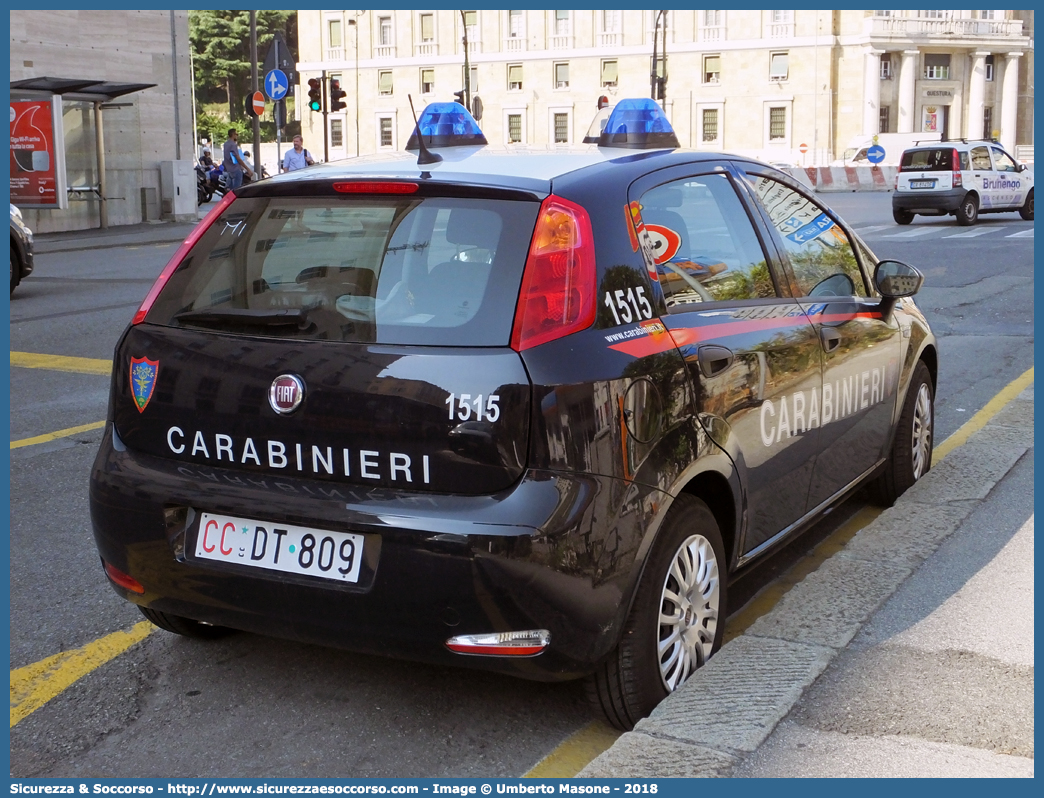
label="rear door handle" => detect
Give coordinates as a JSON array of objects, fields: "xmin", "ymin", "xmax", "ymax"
[
  {"xmin": 820, "ymin": 327, "xmax": 842, "ymax": 353},
  {"xmin": 697, "ymin": 345, "xmax": 734, "ymax": 378}
]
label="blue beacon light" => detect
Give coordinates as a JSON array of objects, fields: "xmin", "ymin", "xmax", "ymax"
[
  {"xmin": 598, "ymin": 98, "xmax": 680, "ymax": 149},
  {"xmin": 406, "ymin": 102, "xmax": 489, "ymax": 150}
]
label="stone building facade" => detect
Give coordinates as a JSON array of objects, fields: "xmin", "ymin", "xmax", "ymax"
[{"xmin": 295, "ymin": 9, "xmax": 1033, "ymax": 164}]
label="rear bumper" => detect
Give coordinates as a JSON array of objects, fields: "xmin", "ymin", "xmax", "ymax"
[
  {"xmin": 89, "ymin": 426, "xmax": 666, "ymax": 680},
  {"xmin": 892, "ymin": 187, "xmax": 966, "ymax": 214}
]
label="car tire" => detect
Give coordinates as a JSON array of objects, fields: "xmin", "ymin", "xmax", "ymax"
[
  {"xmin": 1019, "ymin": 188, "xmax": 1034, "ymax": 221},
  {"xmin": 585, "ymin": 495, "xmax": 726, "ymax": 731},
  {"xmin": 892, "ymin": 208, "xmax": 914, "ymax": 225},
  {"xmin": 956, "ymin": 193, "xmax": 979, "ymax": 226},
  {"xmin": 870, "ymin": 360, "xmax": 934, "ymax": 507},
  {"xmin": 11, "ymin": 244, "xmax": 19, "ymax": 295},
  {"xmin": 138, "ymin": 606, "xmax": 234, "ymax": 639}
]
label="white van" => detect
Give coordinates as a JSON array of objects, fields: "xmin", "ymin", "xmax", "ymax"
[{"xmin": 834, "ymin": 133, "xmax": 941, "ymax": 166}]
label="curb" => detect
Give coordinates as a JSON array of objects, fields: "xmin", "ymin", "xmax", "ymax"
[
  {"xmin": 33, "ymin": 222, "xmax": 201, "ymax": 255},
  {"xmin": 578, "ymin": 378, "xmax": 1033, "ymax": 778}
]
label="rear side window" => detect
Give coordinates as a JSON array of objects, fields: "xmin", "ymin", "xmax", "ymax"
[
  {"xmin": 145, "ymin": 195, "xmax": 539, "ymax": 346},
  {"xmin": 641, "ymin": 173, "xmax": 776, "ymax": 307},
  {"xmin": 900, "ymin": 148, "xmax": 953, "ymax": 171}
]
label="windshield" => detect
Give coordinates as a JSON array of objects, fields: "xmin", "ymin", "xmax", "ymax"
[{"xmin": 145, "ymin": 194, "xmax": 539, "ymax": 346}]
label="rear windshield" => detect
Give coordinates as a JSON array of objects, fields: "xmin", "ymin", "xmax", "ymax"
[
  {"xmin": 900, "ymin": 148, "xmax": 954, "ymax": 172},
  {"xmin": 145, "ymin": 195, "xmax": 539, "ymax": 346}
]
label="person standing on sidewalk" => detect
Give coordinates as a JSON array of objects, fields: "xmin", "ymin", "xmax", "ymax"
[
  {"xmin": 281, "ymin": 135, "xmax": 315, "ymax": 172},
  {"xmin": 222, "ymin": 129, "xmax": 253, "ymax": 190}
]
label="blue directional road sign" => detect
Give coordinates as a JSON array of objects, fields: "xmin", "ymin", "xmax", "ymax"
[
  {"xmin": 265, "ymin": 69, "xmax": 289, "ymax": 102},
  {"xmin": 866, "ymin": 144, "xmax": 886, "ymax": 164}
]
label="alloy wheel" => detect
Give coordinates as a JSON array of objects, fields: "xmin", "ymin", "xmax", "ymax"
[
  {"xmin": 657, "ymin": 533, "xmax": 720, "ymax": 692},
  {"xmin": 910, "ymin": 383, "xmax": 933, "ymax": 480}
]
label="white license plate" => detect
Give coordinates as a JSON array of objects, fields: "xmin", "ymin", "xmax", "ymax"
[
  {"xmin": 909, "ymin": 180, "xmax": 936, "ymax": 189},
  {"xmin": 195, "ymin": 512, "xmax": 364, "ymax": 583}
]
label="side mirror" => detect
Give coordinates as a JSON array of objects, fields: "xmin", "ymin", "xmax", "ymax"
[
  {"xmin": 1016, "ymin": 163, "xmax": 1027, "ymax": 173},
  {"xmin": 875, "ymin": 260, "xmax": 923, "ymax": 322},
  {"xmin": 875, "ymin": 259, "xmax": 923, "ymax": 298}
]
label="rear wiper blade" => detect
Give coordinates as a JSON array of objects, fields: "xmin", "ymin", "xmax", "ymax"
[{"xmin": 174, "ymin": 308, "xmax": 307, "ymax": 328}]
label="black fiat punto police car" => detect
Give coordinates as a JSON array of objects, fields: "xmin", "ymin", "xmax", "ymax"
[{"xmin": 90, "ymin": 99, "xmax": 937, "ymax": 730}]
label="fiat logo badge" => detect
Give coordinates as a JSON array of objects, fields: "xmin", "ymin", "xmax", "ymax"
[{"xmin": 269, "ymin": 374, "xmax": 305, "ymax": 415}]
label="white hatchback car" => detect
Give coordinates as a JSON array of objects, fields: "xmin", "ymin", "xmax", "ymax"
[{"xmin": 892, "ymin": 140, "xmax": 1034, "ymax": 226}]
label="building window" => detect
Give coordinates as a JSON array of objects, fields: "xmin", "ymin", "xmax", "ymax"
[
  {"xmin": 508, "ymin": 113, "xmax": 522, "ymax": 143},
  {"xmin": 378, "ymin": 70, "xmax": 393, "ymax": 96},
  {"xmin": 421, "ymin": 68, "xmax": 435, "ymax": 94},
  {"xmin": 924, "ymin": 53, "xmax": 950, "ymax": 80},
  {"xmin": 920, "ymin": 10, "xmax": 949, "ymax": 19},
  {"xmin": 463, "ymin": 10, "xmax": 478, "ymax": 40},
  {"xmin": 601, "ymin": 60, "xmax": 618, "ymax": 88},
  {"xmin": 769, "ymin": 51, "xmax": 789, "ymax": 81},
  {"xmin": 508, "ymin": 10, "xmax": 524, "ymax": 37},
  {"xmin": 328, "ymin": 19, "xmax": 342, "ymax": 48},
  {"xmin": 880, "ymin": 53, "xmax": 892, "ymax": 79},
  {"xmin": 554, "ymin": 62, "xmax": 569, "ymax": 89},
  {"xmin": 462, "ymin": 65, "xmax": 478, "ymax": 92},
  {"xmin": 983, "ymin": 106, "xmax": 993, "ymax": 139},
  {"xmin": 330, "ymin": 119, "xmax": 343, "ymax": 149},
  {"xmin": 769, "ymin": 106, "xmax": 787, "ymax": 140},
  {"xmin": 379, "ymin": 117, "xmax": 393, "ymax": 148},
  {"xmin": 508, "ymin": 63, "xmax": 523, "ymax": 91},
  {"xmin": 979, "ymin": 10, "xmax": 996, "ymax": 20},
  {"xmin": 554, "ymin": 112, "xmax": 569, "ymax": 143},
  {"xmin": 420, "ymin": 13, "xmax": 435, "ymax": 42},
  {"xmin": 985, "ymin": 54, "xmax": 994, "ymax": 81},
  {"xmin": 703, "ymin": 54, "xmax": 721, "ymax": 83},
  {"xmin": 702, "ymin": 108, "xmax": 719, "ymax": 142},
  {"xmin": 602, "ymin": 10, "xmax": 621, "ymax": 32},
  {"xmin": 652, "ymin": 55, "xmax": 667, "ymax": 81},
  {"xmin": 879, "ymin": 106, "xmax": 889, "ymax": 133},
  {"xmin": 379, "ymin": 17, "xmax": 392, "ymax": 46},
  {"xmin": 873, "ymin": 10, "xmax": 892, "ymax": 16},
  {"xmin": 771, "ymin": 10, "xmax": 793, "ymax": 23},
  {"xmin": 554, "ymin": 10, "xmax": 570, "ymax": 36},
  {"xmin": 704, "ymin": 10, "xmax": 722, "ymax": 26}
]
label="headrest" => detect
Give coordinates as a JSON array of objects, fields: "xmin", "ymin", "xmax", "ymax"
[{"xmin": 446, "ymin": 208, "xmax": 502, "ymax": 251}]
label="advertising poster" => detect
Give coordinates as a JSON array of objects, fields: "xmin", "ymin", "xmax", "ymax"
[{"xmin": 10, "ymin": 96, "xmax": 67, "ymax": 209}]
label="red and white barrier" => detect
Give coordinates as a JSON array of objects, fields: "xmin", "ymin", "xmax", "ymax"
[{"xmin": 780, "ymin": 166, "xmax": 898, "ymax": 192}]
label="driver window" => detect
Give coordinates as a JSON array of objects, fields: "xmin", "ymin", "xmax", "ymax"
[
  {"xmin": 746, "ymin": 176, "xmax": 868, "ymax": 298},
  {"xmin": 991, "ymin": 147, "xmax": 1017, "ymax": 172}
]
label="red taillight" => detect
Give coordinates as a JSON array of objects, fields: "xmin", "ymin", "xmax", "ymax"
[
  {"xmin": 510, "ymin": 195, "xmax": 597, "ymax": 351},
  {"xmin": 103, "ymin": 560, "xmax": 145, "ymax": 594},
  {"xmin": 333, "ymin": 181, "xmax": 418, "ymax": 193},
  {"xmin": 952, "ymin": 148, "xmax": 962, "ymax": 188},
  {"xmin": 131, "ymin": 190, "xmax": 238, "ymax": 325}
]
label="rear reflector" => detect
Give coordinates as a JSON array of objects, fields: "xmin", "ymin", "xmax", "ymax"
[
  {"xmin": 333, "ymin": 181, "xmax": 419, "ymax": 194},
  {"xmin": 446, "ymin": 630, "xmax": 550, "ymax": 657},
  {"xmin": 103, "ymin": 560, "xmax": 145, "ymax": 594},
  {"xmin": 510, "ymin": 195, "xmax": 596, "ymax": 351},
  {"xmin": 132, "ymin": 190, "xmax": 237, "ymax": 325}
]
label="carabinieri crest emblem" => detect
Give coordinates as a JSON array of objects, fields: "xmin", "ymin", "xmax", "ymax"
[{"xmin": 129, "ymin": 356, "xmax": 160, "ymax": 413}]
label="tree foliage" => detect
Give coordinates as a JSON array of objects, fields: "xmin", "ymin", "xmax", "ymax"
[{"xmin": 189, "ymin": 10, "xmax": 296, "ymax": 123}]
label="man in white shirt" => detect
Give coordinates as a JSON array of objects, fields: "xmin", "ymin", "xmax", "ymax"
[{"xmin": 282, "ymin": 135, "xmax": 315, "ymax": 172}]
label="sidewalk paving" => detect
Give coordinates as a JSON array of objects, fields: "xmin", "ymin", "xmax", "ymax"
[
  {"xmin": 580, "ymin": 385, "xmax": 1034, "ymax": 778},
  {"xmin": 33, "ymin": 215, "xmax": 205, "ymax": 255}
]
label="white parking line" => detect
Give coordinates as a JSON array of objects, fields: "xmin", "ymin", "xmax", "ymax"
[
  {"xmin": 882, "ymin": 227, "xmax": 939, "ymax": 238},
  {"xmin": 1006, "ymin": 229, "xmax": 1034, "ymax": 238},
  {"xmin": 943, "ymin": 228, "xmax": 1003, "ymax": 238}
]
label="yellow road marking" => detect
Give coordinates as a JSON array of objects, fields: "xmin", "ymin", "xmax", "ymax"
[
  {"xmin": 932, "ymin": 366, "xmax": 1033, "ymax": 463},
  {"xmin": 10, "ymin": 351, "xmax": 112, "ymax": 376},
  {"xmin": 10, "ymin": 420, "xmax": 106, "ymax": 450},
  {"xmin": 524, "ymin": 720, "xmax": 621, "ymax": 778},
  {"xmin": 10, "ymin": 621, "xmax": 154, "ymax": 727}
]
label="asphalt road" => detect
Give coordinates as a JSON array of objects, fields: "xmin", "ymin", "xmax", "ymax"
[{"xmin": 8, "ymin": 193, "xmax": 1034, "ymax": 777}]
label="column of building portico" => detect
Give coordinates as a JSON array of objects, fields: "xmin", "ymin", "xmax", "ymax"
[
  {"xmin": 897, "ymin": 49, "xmax": 919, "ymax": 133},
  {"xmin": 999, "ymin": 52, "xmax": 1021, "ymax": 151},
  {"xmin": 863, "ymin": 50, "xmax": 882, "ymax": 136},
  {"xmin": 966, "ymin": 51, "xmax": 989, "ymax": 140}
]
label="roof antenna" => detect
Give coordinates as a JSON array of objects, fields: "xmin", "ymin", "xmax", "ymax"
[{"xmin": 408, "ymin": 95, "xmax": 442, "ymax": 167}]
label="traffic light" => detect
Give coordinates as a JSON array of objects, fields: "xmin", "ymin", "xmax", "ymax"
[
  {"xmin": 453, "ymin": 90, "xmax": 465, "ymax": 106},
  {"xmin": 329, "ymin": 78, "xmax": 346, "ymax": 112},
  {"xmin": 307, "ymin": 78, "xmax": 323, "ymax": 112}
]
